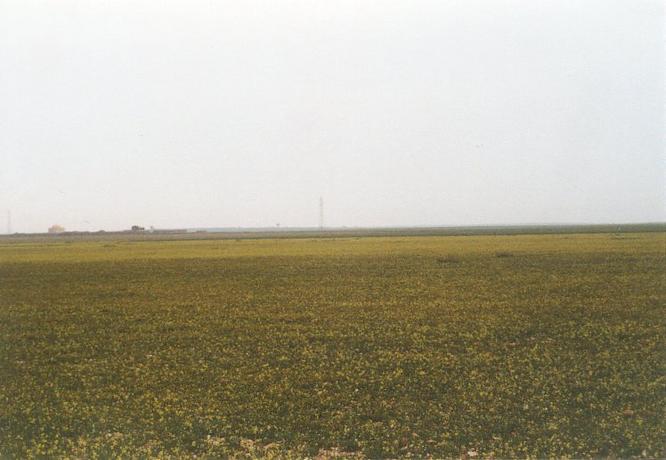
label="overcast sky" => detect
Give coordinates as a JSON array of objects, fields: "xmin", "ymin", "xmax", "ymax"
[{"xmin": 1, "ymin": 0, "xmax": 664, "ymax": 233}]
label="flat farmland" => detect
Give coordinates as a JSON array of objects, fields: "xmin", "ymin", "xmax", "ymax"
[{"xmin": 0, "ymin": 233, "xmax": 664, "ymax": 457}]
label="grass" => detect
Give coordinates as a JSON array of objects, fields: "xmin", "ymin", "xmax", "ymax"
[{"xmin": 0, "ymin": 233, "xmax": 664, "ymax": 457}]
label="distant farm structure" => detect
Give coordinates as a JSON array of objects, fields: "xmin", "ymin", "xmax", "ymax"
[{"xmin": 48, "ymin": 224, "xmax": 65, "ymax": 234}]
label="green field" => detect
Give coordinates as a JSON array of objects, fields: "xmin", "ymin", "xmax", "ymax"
[{"xmin": 1, "ymin": 233, "xmax": 664, "ymax": 458}]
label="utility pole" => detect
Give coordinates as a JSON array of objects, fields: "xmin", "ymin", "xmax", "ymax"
[
  {"xmin": 6, "ymin": 210, "xmax": 11, "ymax": 235},
  {"xmin": 319, "ymin": 197, "xmax": 324, "ymax": 230}
]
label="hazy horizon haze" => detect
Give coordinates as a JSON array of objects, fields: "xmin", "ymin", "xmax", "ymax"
[{"xmin": 1, "ymin": 0, "xmax": 664, "ymax": 233}]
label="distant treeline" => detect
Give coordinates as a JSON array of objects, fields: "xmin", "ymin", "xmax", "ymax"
[{"xmin": 1, "ymin": 223, "xmax": 664, "ymax": 243}]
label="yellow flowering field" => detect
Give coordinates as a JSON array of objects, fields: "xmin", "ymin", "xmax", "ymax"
[{"xmin": 0, "ymin": 233, "xmax": 664, "ymax": 457}]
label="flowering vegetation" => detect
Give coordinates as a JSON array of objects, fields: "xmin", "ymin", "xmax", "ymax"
[{"xmin": 0, "ymin": 233, "xmax": 664, "ymax": 457}]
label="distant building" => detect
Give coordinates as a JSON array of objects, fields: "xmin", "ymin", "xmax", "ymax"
[
  {"xmin": 48, "ymin": 224, "xmax": 65, "ymax": 234},
  {"xmin": 131, "ymin": 225, "xmax": 145, "ymax": 232}
]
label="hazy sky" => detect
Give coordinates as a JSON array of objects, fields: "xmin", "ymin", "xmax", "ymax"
[{"xmin": 1, "ymin": 0, "xmax": 664, "ymax": 232}]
